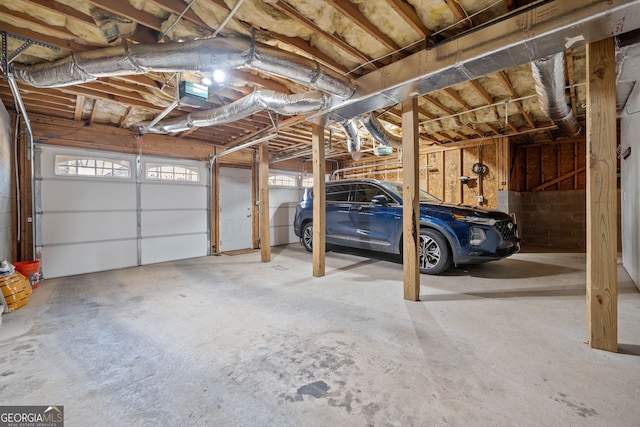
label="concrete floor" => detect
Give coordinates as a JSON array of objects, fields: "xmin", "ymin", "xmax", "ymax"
[{"xmin": 1, "ymin": 244, "xmax": 639, "ymax": 426}]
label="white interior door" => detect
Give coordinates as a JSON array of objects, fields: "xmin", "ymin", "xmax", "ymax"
[{"xmin": 220, "ymin": 167, "xmax": 252, "ymax": 251}]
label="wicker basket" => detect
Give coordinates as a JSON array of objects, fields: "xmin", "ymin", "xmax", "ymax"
[{"xmin": 0, "ymin": 272, "xmax": 32, "ymax": 312}]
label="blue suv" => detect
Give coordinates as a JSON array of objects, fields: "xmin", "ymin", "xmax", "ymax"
[{"xmin": 293, "ymin": 179, "xmax": 519, "ymax": 274}]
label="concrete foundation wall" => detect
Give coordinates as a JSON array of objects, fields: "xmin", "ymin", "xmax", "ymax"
[
  {"xmin": 620, "ymin": 84, "xmax": 640, "ymax": 290},
  {"xmin": 499, "ymin": 190, "xmax": 587, "ymax": 250},
  {"xmin": 0, "ymin": 102, "xmax": 12, "ymax": 263}
]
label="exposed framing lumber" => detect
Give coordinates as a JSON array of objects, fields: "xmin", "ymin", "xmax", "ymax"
[
  {"xmin": 443, "ymin": 0, "xmax": 472, "ymax": 28},
  {"xmin": 74, "ymin": 96, "xmax": 85, "ymax": 121},
  {"xmin": 531, "ymin": 167, "xmax": 586, "ymax": 192},
  {"xmin": 259, "ymin": 140, "xmax": 271, "ymax": 262},
  {"xmin": 586, "ymin": 38, "xmax": 617, "ymax": 352},
  {"xmin": 145, "ymin": 0, "xmax": 211, "ymax": 30},
  {"xmin": 402, "ymin": 97, "xmax": 420, "ymax": 301},
  {"xmin": 382, "ymin": 0, "xmax": 432, "ymax": 37},
  {"xmin": 326, "ymin": 0, "xmax": 401, "ymax": 53},
  {"xmin": 270, "ymin": 1, "xmax": 375, "ymax": 68},
  {"xmin": 86, "ymin": 0, "xmax": 164, "ymax": 32},
  {"xmin": 311, "ymin": 123, "xmax": 326, "ymax": 277}
]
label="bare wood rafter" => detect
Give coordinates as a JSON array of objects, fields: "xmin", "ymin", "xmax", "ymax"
[
  {"xmin": 326, "ymin": 0, "xmax": 402, "ymax": 53},
  {"xmin": 86, "ymin": 0, "xmax": 164, "ymax": 32}
]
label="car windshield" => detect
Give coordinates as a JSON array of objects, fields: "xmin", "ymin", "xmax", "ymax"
[{"xmin": 379, "ymin": 181, "xmax": 442, "ymax": 203}]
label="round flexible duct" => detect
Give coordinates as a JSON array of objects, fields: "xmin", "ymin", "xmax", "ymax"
[
  {"xmin": 531, "ymin": 52, "xmax": 581, "ymax": 137},
  {"xmin": 360, "ymin": 113, "xmax": 402, "ymax": 148},
  {"xmin": 11, "ymin": 36, "xmax": 356, "ymax": 99},
  {"xmin": 340, "ymin": 119, "xmax": 362, "ymax": 161},
  {"xmin": 140, "ymin": 89, "xmax": 330, "ymax": 134}
]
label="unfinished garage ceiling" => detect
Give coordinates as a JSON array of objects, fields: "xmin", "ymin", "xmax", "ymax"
[{"xmin": 0, "ymin": 0, "xmax": 617, "ymax": 162}]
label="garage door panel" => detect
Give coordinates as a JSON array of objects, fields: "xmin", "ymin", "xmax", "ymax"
[
  {"xmin": 37, "ymin": 146, "xmax": 210, "ymax": 276},
  {"xmin": 141, "ymin": 184, "xmax": 207, "ymax": 210},
  {"xmin": 41, "ymin": 180, "xmax": 135, "ymax": 211},
  {"xmin": 42, "ymin": 240, "xmax": 137, "ymax": 278},
  {"xmin": 42, "ymin": 211, "xmax": 137, "ymax": 244},
  {"xmin": 141, "ymin": 234, "xmax": 207, "ymax": 265},
  {"xmin": 269, "ymin": 187, "xmax": 301, "ymax": 246},
  {"xmin": 141, "ymin": 210, "xmax": 207, "ymax": 236}
]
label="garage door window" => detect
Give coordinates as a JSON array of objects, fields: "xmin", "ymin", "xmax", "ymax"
[
  {"xmin": 146, "ymin": 163, "xmax": 200, "ymax": 182},
  {"xmin": 55, "ymin": 155, "xmax": 131, "ymax": 178},
  {"xmin": 268, "ymin": 173, "xmax": 297, "ymax": 187}
]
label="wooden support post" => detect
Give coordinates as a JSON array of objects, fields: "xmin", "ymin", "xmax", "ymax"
[
  {"xmin": 586, "ymin": 37, "xmax": 617, "ymax": 352},
  {"xmin": 211, "ymin": 148, "xmax": 221, "ymax": 254},
  {"xmin": 402, "ymin": 97, "xmax": 420, "ymax": 301},
  {"xmin": 259, "ymin": 141, "xmax": 271, "ymax": 262},
  {"xmin": 312, "ymin": 123, "xmax": 326, "ymax": 277}
]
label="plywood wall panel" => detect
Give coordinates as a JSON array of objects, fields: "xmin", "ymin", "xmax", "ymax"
[
  {"xmin": 444, "ymin": 149, "xmax": 462, "ymax": 204},
  {"xmin": 481, "ymin": 144, "xmax": 498, "ymax": 208}
]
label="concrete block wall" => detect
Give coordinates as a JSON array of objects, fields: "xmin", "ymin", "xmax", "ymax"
[{"xmin": 499, "ymin": 190, "xmax": 587, "ymax": 250}]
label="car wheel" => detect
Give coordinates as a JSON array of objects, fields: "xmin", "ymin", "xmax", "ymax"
[
  {"xmin": 419, "ymin": 229, "xmax": 451, "ymax": 275},
  {"xmin": 301, "ymin": 222, "xmax": 313, "ymax": 252}
]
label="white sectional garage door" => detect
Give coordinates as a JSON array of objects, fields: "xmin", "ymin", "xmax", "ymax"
[
  {"xmin": 140, "ymin": 157, "xmax": 209, "ymax": 265},
  {"xmin": 36, "ymin": 146, "xmax": 209, "ymax": 278}
]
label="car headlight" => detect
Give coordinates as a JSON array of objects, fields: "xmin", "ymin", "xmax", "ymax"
[
  {"xmin": 469, "ymin": 227, "xmax": 487, "ymax": 246},
  {"xmin": 452, "ymin": 214, "xmax": 496, "ymax": 226}
]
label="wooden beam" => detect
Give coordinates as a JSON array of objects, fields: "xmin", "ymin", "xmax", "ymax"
[
  {"xmin": 326, "ymin": 0, "xmax": 401, "ymax": 53},
  {"xmin": 88, "ymin": 100, "xmax": 99, "ymax": 124},
  {"xmin": 382, "ymin": 0, "xmax": 432, "ymax": 37},
  {"xmin": 74, "ymin": 96, "xmax": 85, "ymax": 121},
  {"xmin": 86, "ymin": 0, "xmax": 164, "ymax": 32},
  {"xmin": 586, "ymin": 37, "xmax": 617, "ymax": 352},
  {"xmin": 261, "ymin": 31, "xmax": 348, "ymax": 74},
  {"xmin": 270, "ymin": 1, "xmax": 375, "ymax": 68},
  {"xmin": 402, "ymin": 96, "xmax": 420, "ymax": 301},
  {"xmin": 312, "ymin": 123, "xmax": 326, "ymax": 277},
  {"xmin": 145, "ymin": 0, "xmax": 212, "ymax": 30},
  {"xmin": 212, "ymin": 147, "xmax": 220, "ymax": 254},
  {"xmin": 444, "ymin": 0, "xmax": 472, "ymax": 28},
  {"xmin": 531, "ymin": 167, "xmax": 585, "ymax": 192},
  {"xmin": 0, "ymin": 22, "xmax": 92, "ymax": 52},
  {"xmin": 259, "ymin": 140, "xmax": 271, "ymax": 262},
  {"xmin": 495, "ymin": 71, "xmax": 536, "ymax": 128},
  {"xmin": 23, "ymin": 0, "xmax": 96, "ymax": 26}
]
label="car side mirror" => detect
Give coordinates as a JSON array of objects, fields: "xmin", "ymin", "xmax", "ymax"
[{"xmin": 371, "ymin": 195, "xmax": 390, "ymax": 206}]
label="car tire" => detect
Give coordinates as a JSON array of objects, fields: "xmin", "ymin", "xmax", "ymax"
[
  {"xmin": 419, "ymin": 229, "xmax": 451, "ymax": 275},
  {"xmin": 301, "ymin": 222, "xmax": 313, "ymax": 252}
]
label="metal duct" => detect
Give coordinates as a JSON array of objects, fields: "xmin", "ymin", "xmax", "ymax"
[
  {"xmin": 531, "ymin": 53, "xmax": 581, "ymax": 136},
  {"xmin": 310, "ymin": 0, "xmax": 640, "ymax": 125},
  {"xmin": 140, "ymin": 89, "xmax": 329, "ymax": 134},
  {"xmin": 11, "ymin": 36, "xmax": 355, "ymax": 98},
  {"xmin": 340, "ymin": 119, "xmax": 362, "ymax": 161},
  {"xmin": 360, "ymin": 113, "xmax": 402, "ymax": 148}
]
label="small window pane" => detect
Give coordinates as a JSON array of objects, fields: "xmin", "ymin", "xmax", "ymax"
[
  {"xmin": 268, "ymin": 173, "xmax": 297, "ymax": 187},
  {"xmin": 146, "ymin": 163, "xmax": 200, "ymax": 182},
  {"xmin": 302, "ymin": 177, "xmax": 313, "ymax": 188},
  {"xmin": 55, "ymin": 155, "xmax": 130, "ymax": 178}
]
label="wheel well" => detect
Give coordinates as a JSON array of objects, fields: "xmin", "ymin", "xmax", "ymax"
[
  {"xmin": 399, "ymin": 226, "xmax": 453, "ymax": 254},
  {"xmin": 300, "ymin": 219, "xmax": 312, "ymax": 234}
]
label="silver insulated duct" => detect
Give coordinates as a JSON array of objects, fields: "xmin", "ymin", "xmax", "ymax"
[
  {"xmin": 360, "ymin": 113, "xmax": 402, "ymax": 148},
  {"xmin": 531, "ymin": 52, "xmax": 581, "ymax": 137},
  {"xmin": 340, "ymin": 119, "xmax": 362, "ymax": 161},
  {"xmin": 11, "ymin": 36, "xmax": 355, "ymax": 99},
  {"xmin": 141, "ymin": 90, "xmax": 329, "ymax": 134}
]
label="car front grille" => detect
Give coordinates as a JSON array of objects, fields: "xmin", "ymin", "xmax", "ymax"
[{"xmin": 495, "ymin": 220, "xmax": 517, "ymax": 241}]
